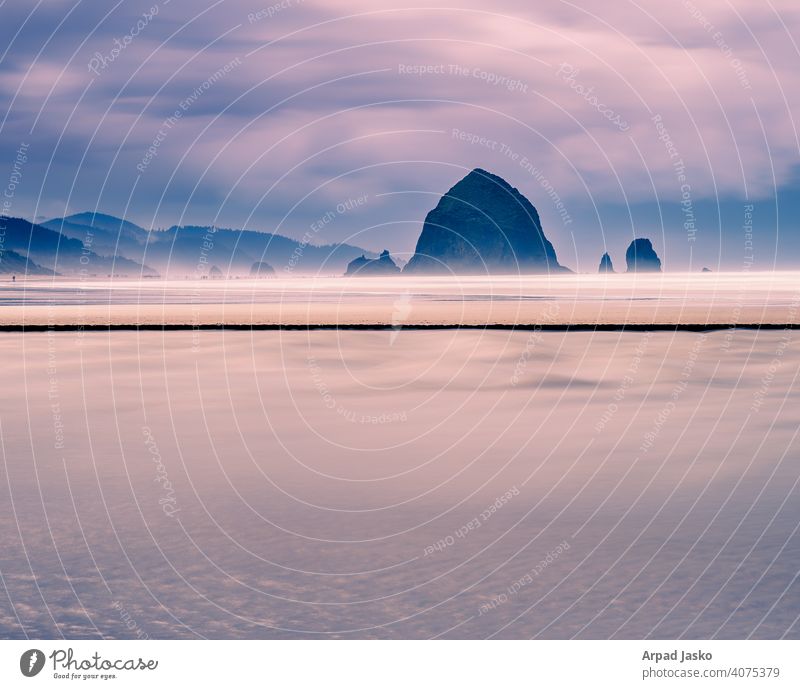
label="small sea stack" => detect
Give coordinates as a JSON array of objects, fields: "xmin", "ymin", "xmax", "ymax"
[
  {"xmin": 345, "ymin": 249, "xmax": 401, "ymax": 276},
  {"xmin": 250, "ymin": 261, "xmax": 275, "ymax": 277},
  {"xmin": 598, "ymin": 252, "xmax": 615, "ymax": 273},
  {"xmin": 625, "ymin": 238, "xmax": 662, "ymax": 272}
]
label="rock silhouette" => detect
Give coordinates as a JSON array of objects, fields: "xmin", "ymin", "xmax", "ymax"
[
  {"xmin": 598, "ymin": 252, "xmax": 615, "ymax": 273},
  {"xmin": 403, "ymin": 168, "xmax": 567, "ymax": 274},
  {"xmin": 345, "ymin": 249, "xmax": 401, "ymax": 276},
  {"xmin": 250, "ymin": 261, "xmax": 275, "ymax": 276},
  {"xmin": 625, "ymin": 238, "xmax": 662, "ymax": 272}
]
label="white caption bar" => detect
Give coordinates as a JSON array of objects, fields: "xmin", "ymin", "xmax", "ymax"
[{"xmin": 1, "ymin": 640, "xmax": 797, "ymax": 687}]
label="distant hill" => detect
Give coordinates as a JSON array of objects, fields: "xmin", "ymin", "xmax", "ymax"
[
  {"xmin": 0, "ymin": 216, "xmax": 157, "ymax": 276},
  {"xmin": 63, "ymin": 212, "xmax": 149, "ymax": 241},
  {"xmin": 42, "ymin": 215, "xmax": 148, "ymax": 257},
  {"xmin": 0, "ymin": 248, "xmax": 56, "ymax": 275},
  {"xmin": 152, "ymin": 225, "xmax": 375, "ymax": 276},
  {"xmin": 44, "ymin": 213, "xmax": 376, "ymax": 276}
]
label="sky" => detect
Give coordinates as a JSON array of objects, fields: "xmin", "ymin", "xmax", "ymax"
[{"xmin": 1, "ymin": 0, "xmax": 799, "ymax": 270}]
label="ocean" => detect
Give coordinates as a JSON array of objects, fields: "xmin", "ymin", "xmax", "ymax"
[{"xmin": 1, "ymin": 308, "xmax": 798, "ymax": 638}]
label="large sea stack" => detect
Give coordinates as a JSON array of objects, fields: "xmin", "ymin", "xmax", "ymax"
[
  {"xmin": 403, "ymin": 168, "xmax": 567, "ymax": 274},
  {"xmin": 625, "ymin": 238, "xmax": 662, "ymax": 272}
]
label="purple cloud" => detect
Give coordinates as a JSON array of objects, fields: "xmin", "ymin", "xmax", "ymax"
[{"xmin": 1, "ymin": 0, "xmax": 798, "ymax": 267}]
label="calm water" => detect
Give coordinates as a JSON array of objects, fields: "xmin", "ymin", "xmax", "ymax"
[{"xmin": 1, "ymin": 329, "xmax": 798, "ymax": 639}]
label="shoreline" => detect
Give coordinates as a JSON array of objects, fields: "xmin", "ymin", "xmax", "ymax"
[{"xmin": 1, "ymin": 322, "xmax": 797, "ymax": 332}]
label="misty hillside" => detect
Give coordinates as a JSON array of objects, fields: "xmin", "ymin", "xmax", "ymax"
[
  {"xmin": 44, "ymin": 213, "xmax": 376, "ymax": 276},
  {"xmin": 0, "ymin": 216, "xmax": 157, "ymax": 276},
  {"xmin": 0, "ymin": 247, "xmax": 55, "ymax": 275},
  {"xmin": 42, "ymin": 215, "xmax": 148, "ymax": 257},
  {"xmin": 65, "ymin": 212, "xmax": 150, "ymax": 242}
]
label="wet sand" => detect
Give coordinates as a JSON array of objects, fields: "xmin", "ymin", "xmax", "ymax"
[
  {"xmin": 1, "ymin": 330, "xmax": 798, "ymax": 639},
  {"xmin": 1, "ymin": 272, "xmax": 798, "ymax": 326}
]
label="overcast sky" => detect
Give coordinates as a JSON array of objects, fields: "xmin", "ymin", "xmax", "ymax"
[{"xmin": 1, "ymin": 0, "xmax": 799, "ymax": 270}]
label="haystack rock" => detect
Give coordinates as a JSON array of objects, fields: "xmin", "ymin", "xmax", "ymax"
[
  {"xmin": 345, "ymin": 249, "xmax": 401, "ymax": 276},
  {"xmin": 403, "ymin": 168, "xmax": 567, "ymax": 275},
  {"xmin": 598, "ymin": 252, "xmax": 615, "ymax": 273},
  {"xmin": 250, "ymin": 261, "xmax": 275, "ymax": 277},
  {"xmin": 625, "ymin": 238, "xmax": 662, "ymax": 272}
]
